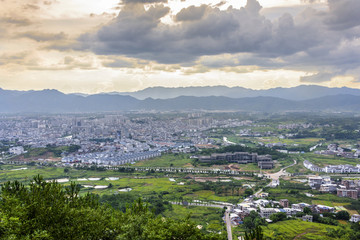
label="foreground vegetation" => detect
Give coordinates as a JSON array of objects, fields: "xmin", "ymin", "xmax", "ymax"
[{"xmin": 0, "ymin": 175, "xmax": 226, "ymax": 239}]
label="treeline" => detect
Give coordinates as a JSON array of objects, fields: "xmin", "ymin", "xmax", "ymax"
[
  {"xmin": 195, "ymin": 180, "xmax": 244, "ymax": 197},
  {"xmin": 200, "ymin": 145, "xmax": 287, "ymax": 160},
  {"xmin": 100, "ymin": 193, "xmax": 173, "ymax": 215},
  {"xmin": 291, "ymin": 129, "xmax": 360, "ymax": 140},
  {"xmin": 0, "ymin": 175, "xmax": 226, "ymax": 240},
  {"xmin": 22, "ymin": 144, "xmax": 81, "ymax": 158}
]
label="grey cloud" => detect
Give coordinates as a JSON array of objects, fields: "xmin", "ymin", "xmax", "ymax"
[
  {"xmin": 0, "ymin": 52, "xmax": 30, "ymax": 66},
  {"xmin": 300, "ymin": 0, "xmax": 321, "ymax": 3},
  {"xmin": 121, "ymin": 0, "xmax": 167, "ymax": 4},
  {"xmin": 175, "ymin": 5, "xmax": 208, "ymax": 22},
  {"xmin": 0, "ymin": 17, "xmax": 32, "ymax": 26},
  {"xmin": 43, "ymin": 1, "xmax": 58, "ymax": 5},
  {"xmin": 102, "ymin": 58, "xmax": 135, "ymax": 68},
  {"xmin": 16, "ymin": 31, "xmax": 67, "ymax": 42},
  {"xmin": 214, "ymin": 1, "xmax": 227, "ymax": 8},
  {"xmin": 325, "ymin": 0, "xmax": 360, "ymax": 30},
  {"xmin": 79, "ymin": 1, "xmax": 273, "ymax": 63},
  {"xmin": 245, "ymin": 0, "xmax": 262, "ymax": 14},
  {"xmin": 300, "ymin": 72, "xmax": 336, "ymax": 83},
  {"xmin": 23, "ymin": 4, "xmax": 40, "ymax": 10}
]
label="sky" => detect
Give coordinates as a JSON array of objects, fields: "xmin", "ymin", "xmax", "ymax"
[{"xmin": 0, "ymin": 0, "xmax": 359, "ymax": 93}]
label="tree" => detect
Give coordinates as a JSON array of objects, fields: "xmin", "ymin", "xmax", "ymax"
[
  {"xmin": 335, "ymin": 210, "xmax": 350, "ymax": 220},
  {"xmin": 245, "ymin": 188, "xmax": 254, "ymax": 197},
  {"xmin": 243, "ymin": 211, "xmax": 266, "ymax": 230},
  {"xmin": 0, "ymin": 175, "xmax": 226, "ymax": 240},
  {"xmin": 244, "ymin": 226, "xmax": 264, "ymax": 240},
  {"xmin": 303, "ymin": 207, "xmax": 312, "ymax": 215},
  {"xmin": 270, "ymin": 212, "xmax": 287, "ymax": 223}
]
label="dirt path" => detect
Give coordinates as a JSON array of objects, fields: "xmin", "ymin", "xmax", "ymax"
[{"xmin": 293, "ymin": 231, "xmax": 309, "ymax": 239}]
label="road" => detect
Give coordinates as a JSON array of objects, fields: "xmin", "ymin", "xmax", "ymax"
[
  {"xmin": 223, "ymin": 137, "xmax": 236, "ymax": 145},
  {"xmin": 265, "ymin": 159, "xmax": 297, "ymax": 180},
  {"xmin": 225, "ymin": 208, "xmax": 233, "ymax": 240},
  {"xmin": 255, "ymin": 159, "xmax": 297, "ymax": 197}
]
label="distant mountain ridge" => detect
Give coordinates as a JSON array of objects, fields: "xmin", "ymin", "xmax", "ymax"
[
  {"xmin": 113, "ymin": 85, "xmax": 360, "ymax": 100},
  {"xmin": 1, "ymin": 86, "xmax": 360, "ymax": 113}
]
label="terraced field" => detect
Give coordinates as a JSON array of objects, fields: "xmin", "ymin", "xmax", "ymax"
[{"xmin": 262, "ymin": 220, "xmax": 339, "ymax": 240}]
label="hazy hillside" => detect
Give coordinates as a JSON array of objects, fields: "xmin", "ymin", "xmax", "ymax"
[
  {"xmin": 114, "ymin": 85, "xmax": 360, "ymax": 100},
  {"xmin": 2, "ymin": 87, "xmax": 360, "ymax": 113}
]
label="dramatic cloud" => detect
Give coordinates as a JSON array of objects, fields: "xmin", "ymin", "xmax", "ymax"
[
  {"xmin": 0, "ymin": 0, "xmax": 360, "ymax": 93},
  {"xmin": 80, "ymin": 1, "xmax": 275, "ymax": 63},
  {"xmin": 67, "ymin": 0, "xmax": 358, "ymax": 88}
]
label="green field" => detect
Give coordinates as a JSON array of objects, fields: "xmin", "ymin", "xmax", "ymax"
[
  {"xmin": 262, "ymin": 220, "xmax": 340, "ymax": 240},
  {"xmin": 0, "ymin": 165, "xmax": 247, "ymax": 203},
  {"xmin": 0, "ymin": 165, "xmax": 137, "ymax": 183},
  {"xmin": 163, "ymin": 205, "xmax": 225, "ymax": 232}
]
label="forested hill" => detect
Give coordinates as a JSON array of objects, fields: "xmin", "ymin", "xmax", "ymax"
[{"xmin": 0, "ymin": 175, "xmax": 225, "ymax": 240}]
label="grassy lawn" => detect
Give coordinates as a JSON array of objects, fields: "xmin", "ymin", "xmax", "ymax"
[
  {"xmin": 257, "ymin": 137, "xmax": 324, "ymax": 146},
  {"xmin": 303, "ymin": 153, "xmax": 360, "ymax": 167},
  {"xmin": 225, "ymin": 136, "xmax": 257, "ymax": 147},
  {"xmin": 262, "ymin": 219, "xmax": 340, "ymax": 240},
  {"xmin": 267, "ymin": 188, "xmax": 313, "ymax": 204},
  {"xmin": 285, "ymin": 156, "xmax": 314, "ymax": 174},
  {"xmin": 133, "ymin": 153, "xmax": 193, "ymax": 168},
  {"xmin": 184, "ymin": 190, "xmax": 241, "ymax": 203},
  {"xmin": 0, "ymin": 165, "xmax": 67, "ymax": 182}
]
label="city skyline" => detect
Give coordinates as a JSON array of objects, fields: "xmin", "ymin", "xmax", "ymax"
[{"xmin": 0, "ymin": 0, "xmax": 359, "ymax": 93}]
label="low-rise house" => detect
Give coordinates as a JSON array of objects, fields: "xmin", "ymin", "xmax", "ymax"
[
  {"xmin": 280, "ymin": 199, "xmax": 289, "ymax": 208},
  {"xmin": 291, "ymin": 203, "xmax": 310, "ymax": 211},
  {"xmin": 314, "ymin": 205, "xmax": 335, "ymax": 213},
  {"xmin": 302, "ymin": 215, "xmax": 313, "ymax": 222},
  {"xmin": 308, "ymin": 176, "xmax": 323, "ymax": 189},
  {"xmin": 259, "ymin": 192, "xmax": 269, "ymax": 198},
  {"xmin": 9, "ymin": 146, "xmax": 25, "ymax": 155},
  {"xmin": 319, "ymin": 184, "xmax": 338, "ymax": 193},
  {"xmin": 337, "ymin": 188, "xmax": 358, "ymax": 200},
  {"xmin": 259, "ymin": 208, "xmax": 280, "ymax": 219},
  {"xmin": 283, "ymin": 208, "xmax": 301, "ymax": 216},
  {"xmin": 350, "ymin": 214, "xmax": 360, "ymax": 223},
  {"xmin": 254, "ymin": 199, "xmax": 270, "ymax": 207}
]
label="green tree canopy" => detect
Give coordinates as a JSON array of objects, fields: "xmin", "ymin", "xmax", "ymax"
[{"xmin": 0, "ymin": 175, "xmax": 226, "ymax": 240}]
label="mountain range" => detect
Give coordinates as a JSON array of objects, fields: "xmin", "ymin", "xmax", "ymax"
[
  {"xmin": 113, "ymin": 85, "xmax": 360, "ymax": 100},
  {"xmin": 1, "ymin": 85, "xmax": 360, "ymax": 113}
]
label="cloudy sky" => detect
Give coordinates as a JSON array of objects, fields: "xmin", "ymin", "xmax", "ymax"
[{"xmin": 0, "ymin": 0, "xmax": 359, "ymax": 93}]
